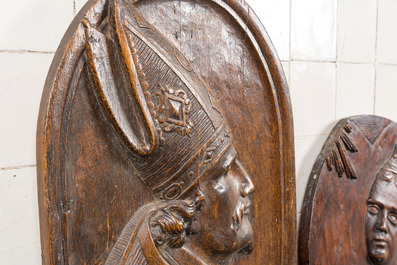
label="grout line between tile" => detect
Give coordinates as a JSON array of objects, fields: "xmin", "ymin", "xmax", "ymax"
[
  {"xmin": 374, "ymin": 0, "xmax": 380, "ymax": 114},
  {"xmin": 73, "ymin": 0, "xmax": 77, "ymax": 17},
  {"xmin": 289, "ymin": 58, "xmax": 392, "ymax": 65},
  {"xmin": 289, "ymin": 0, "xmax": 292, "ymax": 62},
  {"xmin": 2, "ymin": 165, "xmax": 36, "ymax": 171},
  {"xmin": 338, "ymin": 61, "xmax": 381, "ymax": 66},
  {"xmin": 289, "ymin": 0, "xmax": 293, "ymax": 139},
  {"xmin": 335, "ymin": 0, "xmax": 340, "ymax": 62},
  {"xmin": 375, "ymin": 0, "xmax": 380, "ymax": 65},
  {"xmin": 373, "ymin": 67, "xmax": 377, "ymax": 115},
  {"xmin": 335, "ymin": 63, "xmax": 338, "ymax": 120},
  {"xmin": 335, "ymin": 0, "xmax": 340, "ymax": 121},
  {"xmin": 377, "ymin": 62, "xmax": 397, "ymax": 67},
  {"xmin": 0, "ymin": 50, "xmax": 55, "ymax": 55}
]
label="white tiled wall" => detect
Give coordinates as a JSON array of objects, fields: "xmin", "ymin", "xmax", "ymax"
[
  {"xmin": 291, "ymin": 0, "xmax": 337, "ymax": 61},
  {"xmin": 337, "ymin": 0, "xmax": 377, "ymax": 63},
  {"xmin": 377, "ymin": 0, "xmax": 397, "ymax": 64},
  {"xmin": 0, "ymin": 167, "xmax": 41, "ymax": 264},
  {"xmin": 0, "ymin": 0, "xmax": 74, "ymax": 52},
  {"xmin": 0, "ymin": 53, "xmax": 53, "ymax": 169},
  {"xmin": 1, "ymin": 0, "xmax": 396, "ymax": 264},
  {"xmin": 247, "ymin": 0, "xmax": 397, "ymax": 216},
  {"xmin": 290, "ymin": 61, "xmax": 336, "ymax": 136}
]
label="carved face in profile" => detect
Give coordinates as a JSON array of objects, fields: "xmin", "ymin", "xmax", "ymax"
[
  {"xmin": 366, "ymin": 178, "xmax": 397, "ymax": 265},
  {"xmin": 194, "ymin": 148, "xmax": 254, "ymax": 256}
]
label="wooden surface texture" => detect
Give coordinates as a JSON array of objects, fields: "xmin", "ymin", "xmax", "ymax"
[
  {"xmin": 299, "ymin": 115, "xmax": 397, "ymax": 265},
  {"xmin": 37, "ymin": 0, "xmax": 296, "ymax": 264}
]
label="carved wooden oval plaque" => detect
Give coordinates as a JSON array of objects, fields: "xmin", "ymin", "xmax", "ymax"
[
  {"xmin": 299, "ymin": 115, "xmax": 397, "ymax": 265},
  {"xmin": 37, "ymin": 0, "xmax": 296, "ymax": 264}
]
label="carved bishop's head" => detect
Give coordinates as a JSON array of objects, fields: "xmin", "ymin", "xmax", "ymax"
[
  {"xmin": 366, "ymin": 147, "xmax": 397, "ymax": 265},
  {"xmin": 85, "ymin": 1, "xmax": 255, "ymax": 264},
  {"xmin": 85, "ymin": 0, "xmax": 235, "ymax": 201}
]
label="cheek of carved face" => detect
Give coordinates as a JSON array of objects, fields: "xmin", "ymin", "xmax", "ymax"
[
  {"xmin": 197, "ymin": 158, "xmax": 254, "ymax": 254},
  {"xmin": 365, "ymin": 180, "xmax": 397, "ymax": 265}
]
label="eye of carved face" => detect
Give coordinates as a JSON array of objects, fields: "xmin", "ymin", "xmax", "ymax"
[
  {"xmin": 388, "ymin": 213, "xmax": 397, "ymax": 225},
  {"xmin": 367, "ymin": 204, "xmax": 380, "ymax": 215}
]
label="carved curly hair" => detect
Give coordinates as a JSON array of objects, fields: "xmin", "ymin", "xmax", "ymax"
[{"xmin": 151, "ymin": 186, "xmax": 204, "ymax": 248}]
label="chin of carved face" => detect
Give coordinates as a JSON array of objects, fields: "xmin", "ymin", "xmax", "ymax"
[
  {"xmin": 366, "ymin": 179, "xmax": 397, "ymax": 265},
  {"xmin": 196, "ymin": 148, "xmax": 254, "ymax": 255}
]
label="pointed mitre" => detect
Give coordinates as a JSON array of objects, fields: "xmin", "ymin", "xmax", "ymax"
[
  {"xmin": 377, "ymin": 145, "xmax": 397, "ymax": 184},
  {"xmin": 84, "ymin": 0, "xmax": 234, "ymax": 200}
]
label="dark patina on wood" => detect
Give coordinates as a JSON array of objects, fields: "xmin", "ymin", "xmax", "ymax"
[
  {"xmin": 299, "ymin": 115, "xmax": 397, "ymax": 265},
  {"xmin": 37, "ymin": 0, "xmax": 296, "ymax": 264}
]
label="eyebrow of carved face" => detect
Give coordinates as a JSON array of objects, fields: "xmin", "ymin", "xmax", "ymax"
[
  {"xmin": 367, "ymin": 199, "xmax": 383, "ymax": 208},
  {"xmin": 204, "ymin": 147, "xmax": 238, "ymax": 181},
  {"xmin": 367, "ymin": 198, "xmax": 397, "ymax": 214},
  {"xmin": 221, "ymin": 152, "xmax": 237, "ymax": 176}
]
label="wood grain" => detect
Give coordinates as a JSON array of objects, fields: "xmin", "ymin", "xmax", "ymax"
[
  {"xmin": 37, "ymin": 0, "xmax": 296, "ymax": 264},
  {"xmin": 299, "ymin": 115, "xmax": 397, "ymax": 265}
]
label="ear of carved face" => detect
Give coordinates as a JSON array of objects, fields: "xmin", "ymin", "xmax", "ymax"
[
  {"xmin": 366, "ymin": 179, "xmax": 397, "ymax": 265},
  {"xmin": 195, "ymin": 149, "xmax": 254, "ymax": 256}
]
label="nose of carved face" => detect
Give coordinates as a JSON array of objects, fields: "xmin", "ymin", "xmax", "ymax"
[
  {"xmin": 235, "ymin": 160, "xmax": 254, "ymax": 197},
  {"xmin": 231, "ymin": 160, "xmax": 254, "ymax": 233},
  {"xmin": 376, "ymin": 212, "xmax": 388, "ymax": 233}
]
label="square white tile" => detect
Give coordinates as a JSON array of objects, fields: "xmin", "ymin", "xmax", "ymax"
[
  {"xmin": 377, "ymin": 0, "xmax": 397, "ymax": 64},
  {"xmin": 0, "ymin": 0, "xmax": 74, "ymax": 52},
  {"xmin": 290, "ymin": 62, "xmax": 337, "ymax": 136},
  {"xmin": 0, "ymin": 167, "xmax": 41, "ymax": 265},
  {"xmin": 336, "ymin": 63, "xmax": 375, "ymax": 119},
  {"xmin": 337, "ymin": 0, "xmax": 377, "ymax": 63},
  {"xmin": 246, "ymin": 0, "xmax": 290, "ymax": 61},
  {"xmin": 0, "ymin": 53, "xmax": 54, "ymax": 168},
  {"xmin": 295, "ymin": 135, "xmax": 329, "ymax": 213},
  {"xmin": 291, "ymin": 0, "xmax": 337, "ymax": 61},
  {"xmin": 375, "ymin": 64, "xmax": 397, "ymax": 121}
]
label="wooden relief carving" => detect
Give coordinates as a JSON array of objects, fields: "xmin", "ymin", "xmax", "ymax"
[
  {"xmin": 37, "ymin": 0, "xmax": 296, "ymax": 264},
  {"xmin": 299, "ymin": 115, "xmax": 397, "ymax": 265},
  {"xmin": 325, "ymin": 124, "xmax": 358, "ymax": 179}
]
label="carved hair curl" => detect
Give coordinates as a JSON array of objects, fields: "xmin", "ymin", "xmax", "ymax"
[{"xmin": 151, "ymin": 186, "xmax": 204, "ymax": 248}]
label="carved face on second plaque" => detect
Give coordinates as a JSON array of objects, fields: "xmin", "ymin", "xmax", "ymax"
[
  {"xmin": 366, "ymin": 151, "xmax": 397, "ymax": 265},
  {"xmin": 195, "ymin": 147, "xmax": 254, "ymax": 256}
]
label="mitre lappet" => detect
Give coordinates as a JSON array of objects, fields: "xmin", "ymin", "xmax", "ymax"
[{"xmin": 84, "ymin": 0, "xmax": 234, "ymax": 200}]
